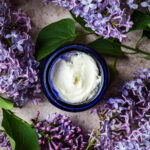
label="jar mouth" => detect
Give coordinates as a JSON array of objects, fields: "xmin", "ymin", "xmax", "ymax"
[
  {"xmin": 42, "ymin": 44, "xmax": 109, "ymax": 112},
  {"xmin": 48, "ymin": 51, "xmax": 105, "ymax": 105}
]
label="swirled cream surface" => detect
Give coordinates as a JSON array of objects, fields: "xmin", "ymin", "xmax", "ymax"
[{"xmin": 51, "ymin": 52, "xmax": 101, "ymax": 104}]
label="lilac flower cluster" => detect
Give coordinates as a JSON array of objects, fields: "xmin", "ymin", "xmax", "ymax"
[
  {"xmin": 89, "ymin": 68, "xmax": 150, "ymax": 150},
  {"xmin": 0, "ymin": 133, "xmax": 11, "ymax": 150},
  {"xmin": 0, "ymin": 112, "xmax": 87, "ymax": 150},
  {"xmin": 0, "ymin": 0, "xmax": 41, "ymax": 106},
  {"xmin": 44, "ymin": 0, "xmax": 150, "ymax": 42},
  {"xmin": 32, "ymin": 111, "xmax": 87, "ymax": 150},
  {"xmin": 114, "ymin": 119, "xmax": 150, "ymax": 150},
  {"xmin": 44, "ymin": 0, "xmax": 134, "ymax": 42}
]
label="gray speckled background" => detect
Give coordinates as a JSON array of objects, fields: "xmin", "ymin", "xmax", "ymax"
[{"xmin": 0, "ymin": 1, "xmax": 150, "ymax": 149}]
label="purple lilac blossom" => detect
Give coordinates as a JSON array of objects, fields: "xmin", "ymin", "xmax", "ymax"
[
  {"xmin": 44, "ymin": 0, "xmax": 133, "ymax": 42},
  {"xmin": 126, "ymin": 0, "xmax": 139, "ymax": 9},
  {"xmin": 0, "ymin": 0, "xmax": 41, "ymax": 106},
  {"xmin": 0, "ymin": 133, "xmax": 11, "ymax": 150},
  {"xmin": 128, "ymin": 119, "xmax": 150, "ymax": 149},
  {"xmin": 114, "ymin": 140, "xmax": 142, "ymax": 150},
  {"xmin": 114, "ymin": 119, "xmax": 150, "ymax": 150},
  {"xmin": 32, "ymin": 111, "xmax": 87, "ymax": 150},
  {"xmin": 44, "ymin": 0, "xmax": 150, "ymax": 42},
  {"xmin": 141, "ymin": 1, "xmax": 150, "ymax": 11},
  {"xmin": 126, "ymin": 0, "xmax": 150, "ymax": 12},
  {"xmin": 89, "ymin": 68, "xmax": 150, "ymax": 150}
]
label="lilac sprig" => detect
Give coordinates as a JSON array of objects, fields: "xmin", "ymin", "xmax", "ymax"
[
  {"xmin": 44, "ymin": 0, "xmax": 133, "ymax": 42},
  {"xmin": 44, "ymin": 0, "xmax": 150, "ymax": 42},
  {"xmin": 88, "ymin": 68, "xmax": 150, "ymax": 150},
  {"xmin": 0, "ymin": 0, "xmax": 41, "ymax": 106},
  {"xmin": 32, "ymin": 111, "xmax": 87, "ymax": 150}
]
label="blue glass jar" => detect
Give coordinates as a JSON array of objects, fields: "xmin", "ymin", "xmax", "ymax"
[{"xmin": 42, "ymin": 44, "xmax": 109, "ymax": 112}]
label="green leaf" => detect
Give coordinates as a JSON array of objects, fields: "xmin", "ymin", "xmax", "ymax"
[
  {"xmin": 0, "ymin": 97, "xmax": 14, "ymax": 110},
  {"xmin": 36, "ymin": 18, "xmax": 76, "ymax": 60},
  {"xmin": 131, "ymin": 11, "xmax": 150, "ymax": 31},
  {"xmin": 2, "ymin": 109, "xmax": 40, "ymax": 150},
  {"xmin": 89, "ymin": 38, "xmax": 124, "ymax": 56},
  {"xmin": 70, "ymin": 12, "xmax": 93, "ymax": 32}
]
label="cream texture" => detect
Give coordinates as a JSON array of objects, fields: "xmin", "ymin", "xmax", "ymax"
[{"xmin": 51, "ymin": 52, "xmax": 101, "ymax": 103}]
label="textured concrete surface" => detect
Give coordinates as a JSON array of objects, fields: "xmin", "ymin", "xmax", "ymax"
[{"xmin": 0, "ymin": 1, "xmax": 150, "ymax": 148}]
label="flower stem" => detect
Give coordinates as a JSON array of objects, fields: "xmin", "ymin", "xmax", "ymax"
[
  {"xmin": 76, "ymin": 32, "xmax": 95, "ymax": 38},
  {"xmin": 108, "ymin": 39, "xmax": 150, "ymax": 56},
  {"xmin": 7, "ymin": 39, "xmax": 12, "ymax": 46},
  {"xmin": 135, "ymin": 36, "xmax": 144, "ymax": 49},
  {"xmin": 0, "ymin": 130, "xmax": 5, "ymax": 133},
  {"xmin": 124, "ymin": 52, "xmax": 138, "ymax": 55},
  {"xmin": 86, "ymin": 137, "xmax": 96, "ymax": 150},
  {"xmin": 120, "ymin": 43, "xmax": 150, "ymax": 55}
]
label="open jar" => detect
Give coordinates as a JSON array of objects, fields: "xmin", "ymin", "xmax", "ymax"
[{"xmin": 42, "ymin": 44, "xmax": 109, "ymax": 112}]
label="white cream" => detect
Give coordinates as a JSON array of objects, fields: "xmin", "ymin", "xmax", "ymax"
[{"xmin": 51, "ymin": 52, "xmax": 101, "ymax": 104}]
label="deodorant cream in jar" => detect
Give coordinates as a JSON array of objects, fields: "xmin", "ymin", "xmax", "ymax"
[{"xmin": 42, "ymin": 45, "xmax": 109, "ymax": 112}]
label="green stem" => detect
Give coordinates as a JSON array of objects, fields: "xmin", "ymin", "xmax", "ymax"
[
  {"xmin": 108, "ymin": 40, "xmax": 150, "ymax": 56},
  {"xmin": 76, "ymin": 32, "xmax": 95, "ymax": 38},
  {"xmin": 121, "ymin": 43, "xmax": 150, "ymax": 55},
  {"xmin": 7, "ymin": 39, "xmax": 12, "ymax": 46},
  {"xmin": 0, "ymin": 72, "xmax": 7, "ymax": 75},
  {"xmin": 86, "ymin": 130, "xmax": 100, "ymax": 150},
  {"xmin": 112, "ymin": 57, "xmax": 118, "ymax": 67},
  {"xmin": 0, "ymin": 130, "xmax": 5, "ymax": 133},
  {"xmin": 86, "ymin": 137, "xmax": 96, "ymax": 150},
  {"xmin": 124, "ymin": 51, "xmax": 138, "ymax": 55},
  {"xmin": 135, "ymin": 36, "xmax": 144, "ymax": 49}
]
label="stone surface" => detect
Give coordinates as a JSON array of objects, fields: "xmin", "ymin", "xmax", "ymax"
[{"xmin": 0, "ymin": 1, "xmax": 150, "ymax": 149}]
